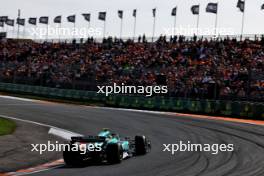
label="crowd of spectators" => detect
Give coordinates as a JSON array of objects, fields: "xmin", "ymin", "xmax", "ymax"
[{"xmin": 0, "ymin": 35, "xmax": 263, "ymax": 101}]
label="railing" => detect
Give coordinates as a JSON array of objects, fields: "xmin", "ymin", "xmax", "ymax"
[
  {"xmin": 27, "ymin": 34, "xmax": 264, "ymax": 43},
  {"xmin": 0, "ymin": 74, "xmax": 263, "ymax": 102},
  {"xmin": 0, "ymin": 82, "xmax": 263, "ymax": 119}
]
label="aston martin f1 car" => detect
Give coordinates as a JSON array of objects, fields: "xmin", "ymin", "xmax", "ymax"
[{"xmin": 63, "ymin": 129, "xmax": 151, "ymax": 166}]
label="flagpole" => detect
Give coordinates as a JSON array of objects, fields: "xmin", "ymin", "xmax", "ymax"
[
  {"xmin": 120, "ymin": 17, "xmax": 123, "ymax": 39},
  {"xmin": 196, "ymin": 4, "xmax": 200, "ymax": 35},
  {"xmin": 6, "ymin": 26, "xmax": 8, "ymax": 38},
  {"xmin": 241, "ymin": 0, "xmax": 246, "ymax": 40},
  {"xmin": 58, "ymin": 23, "xmax": 61, "ymax": 42},
  {"xmin": 17, "ymin": 9, "xmax": 21, "ymax": 39},
  {"xmin": 103, "ymin": 20, "xmax": 106, "ymax": 38},
  {"xmin": 3, "ymin": 23, "xmax": 5, "ymax": 33},
  {"xmin": 133, "ymin": 15, "xmax": 137, "ymax": 41},
  {"xmin": 73, "ymin": 19, "xmax": 76, "ymax": 40},
  {"xmin": 152, "ymin": 8, "xmax": 156, "ymax": 42},
  {"xmin": 46, "ymin": 24, "xmax": 48, "ymax": 41},
  {"xmin": 13, "ymin": 26, "xmax": 15, "ymax": 38},
  {"xmin": 173, "ymin": 12, "xmax": 177, "ymax": 36},
  {"xmin": 214, "ymin": 2, "xmax": 218, "ymax": 37},
  {"xmin": 87, "ymin": 21, "xmax": 90, "ymax": 38},
  {"xmin": 34, "ymin": 25, "xmax": 37, "ymax": 40},
  {"xmin": 5, "ymin": 24, "xmax": 9, "ymax": 37},
  {"xmin": 23, "ymin": 26, "xmax": 25, "ymax": 38}
]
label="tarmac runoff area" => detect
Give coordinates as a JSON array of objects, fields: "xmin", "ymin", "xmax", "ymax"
[{"xmin": 0, "ymin": 117, "xmax": 76, "ymax": 173}]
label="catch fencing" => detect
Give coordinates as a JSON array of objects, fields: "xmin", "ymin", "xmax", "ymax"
[{"xmin": 0, "ymin": 82, "xmax": 263, "ymax": 119}]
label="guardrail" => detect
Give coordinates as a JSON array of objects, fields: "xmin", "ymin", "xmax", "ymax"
[{"xmin": 0, "ymin": 82, "xmax": 263, "ymax": 119}]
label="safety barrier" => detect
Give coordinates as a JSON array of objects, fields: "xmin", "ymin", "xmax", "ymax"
[{"xmin": 0, "ymin": 83, "xmax": 263, "ymax": 119}]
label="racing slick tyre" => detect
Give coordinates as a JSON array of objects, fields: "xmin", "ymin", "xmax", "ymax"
[
  {"xmin": 106, "ymin": 143, "xmax": 123, "ymax": 164},
  {"xmin": 63, "ymin": 145, "xmax": 85, "ymax": 167},
  {"xmin": 135, "ymin": 135, "xmax": 148, "ymax": 155}
]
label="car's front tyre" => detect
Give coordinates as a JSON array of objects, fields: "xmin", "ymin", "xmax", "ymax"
[{"xmin": 135, "ymin": 135, "xmax": 149, "ymax": 155}]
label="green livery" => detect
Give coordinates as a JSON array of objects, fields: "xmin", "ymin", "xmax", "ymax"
[{"xmin": 63, "ymin": 129, "xmax": 151, "ymax": 166}]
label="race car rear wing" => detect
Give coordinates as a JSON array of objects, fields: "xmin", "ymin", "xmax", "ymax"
[{"xmin": 71, "ymin": 136, "xmax": 106, "ymax": 143}]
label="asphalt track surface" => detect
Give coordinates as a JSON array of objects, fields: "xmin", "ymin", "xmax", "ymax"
[{"xmin": 1, "ymin": 97, "xmax": 264, "ymax": 176}]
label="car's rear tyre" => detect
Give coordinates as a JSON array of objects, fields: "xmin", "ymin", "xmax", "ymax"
[
  {"xmin": 135, "ymin": 135, "xmax": 147, "ymax": 155},
  {"xmin": 63, "ymin": 144, "xmax": 84, "ymax": 166},
  {"xmin": 106, "ymin": 143, "xmax": 123, "ymax": 164}
]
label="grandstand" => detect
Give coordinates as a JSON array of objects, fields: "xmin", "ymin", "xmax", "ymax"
[{"xmin": 0, "ymin": 35, "xmax": 263, "ymax": 102}]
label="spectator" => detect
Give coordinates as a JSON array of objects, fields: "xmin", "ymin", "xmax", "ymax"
[{"xmin": 0, "ymin": 36, "xmax": 263, "ymax": 101}]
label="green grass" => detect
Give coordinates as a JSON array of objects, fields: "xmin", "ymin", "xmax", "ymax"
[{"xmin": 0, "ymin": 118, "xmax": 16, "ymax": 136}]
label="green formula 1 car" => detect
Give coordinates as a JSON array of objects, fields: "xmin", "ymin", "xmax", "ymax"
[{"xmin": 63, "ymin": 129, "xmax": 151, "ymax": 166}]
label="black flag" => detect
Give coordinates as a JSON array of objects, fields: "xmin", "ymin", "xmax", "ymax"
[
  {"xmin": 191, "ymin": 5, "xmax": 200, "ymax": 15},
  {"xmin": 98, "ymin": 12, "xmax": 106, "ymax": 21},
  {"xmin": 0, "ymin": 21, "xmax": 4, "ymax": 27},
  {"xmin": 82, "ymin": 13, "xmax": 90, "ymax": 22},
  {"xmin": 262, "ymin": 4, "xmax": 264, "ymax": 10},
  {"xmin": 171, "ymin": 7, "xmax": 177, "ymax": 16},
  {"xmin": 17, "ymin": 18, "xmax": 25, "ymax": 26},
  {"xmin": 5, "ymin": 19, "xmax": 14, "ymax": 26},
  {"xmin": 206, "ymin": 3, "xmax": 218, "ymax": 14},
  {"xmin": 0, "ymin": 16, "xmax": 8, "ymax": 22},
  {"xmin": 28, "ymin": 18, "xmax": 37, "ymax": 25},
  {"xmin": 54, "ymin": 16, "xmax": 61, "ymax": 23},
  {"xmin": 67, "ymin": 15, "xmax": 75, "ymax": 23},
  {"xmin": 152, "ymin": 8, "xmax": 156, "ymax": 17},
  {"xmin": 118, "ymin": 10, "xmax": 123, "ymax": 19},
  {"xmin": 39, "ymin": 16, "xmax": 49, "ymax": 24},
  {"xmin": 133, "ymin": 9, "xmax": 137, "ymax": 17},
  {"xmin": 237, "ymin": 0, "xmax": 245, "ymax": 12}
]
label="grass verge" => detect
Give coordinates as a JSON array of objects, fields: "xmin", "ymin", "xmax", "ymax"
[{"xmin": 0, "ymin": 118, "xmax": 16, "ymax": 136}]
